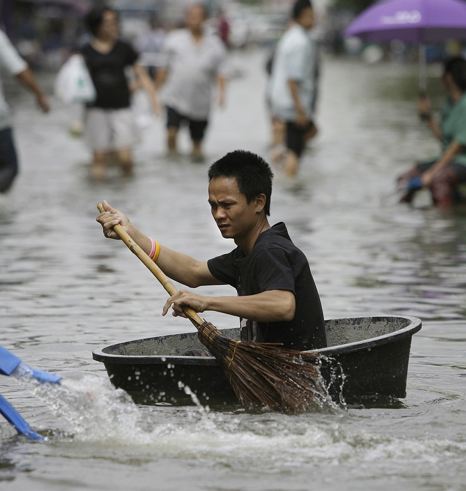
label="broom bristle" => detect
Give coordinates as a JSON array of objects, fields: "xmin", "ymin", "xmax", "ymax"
[{"xmin": 197, "ymin": 321, "xmax": 327, "ymax": 413}]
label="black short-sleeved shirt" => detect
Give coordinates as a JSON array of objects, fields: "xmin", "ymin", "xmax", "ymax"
[
  {"xmin": 207, "ymin": 222, "xmax": 326, "ymax": 350},
  {"xmin": 81, "ymin": 40, "xmax": 138, "ymax": 109}
]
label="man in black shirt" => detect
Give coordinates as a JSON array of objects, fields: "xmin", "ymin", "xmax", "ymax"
[{"xmin": 97, "ymin": 150, "xmax": 326, "ymax": 350}]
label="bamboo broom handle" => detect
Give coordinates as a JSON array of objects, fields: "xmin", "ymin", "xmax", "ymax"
[{"xmin": 97, "ymin": 204, "xmax": 205, "ymax": 327}]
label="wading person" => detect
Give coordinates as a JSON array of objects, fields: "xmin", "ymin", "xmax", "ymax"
[
  {"xmin": 0, "ymin": 29, "xmax": 49, "ymax": 194},
  {"xmin": 97, "ymin": 150, "xmax": 326, "ymax": 350},
  {"xmin": 398, "ymin": 56, "xmax": 466, "ymax": 208},
  {"xmin": 269, "ymin": 0, "xmax": 317, "ymax": 177},
  {"xmin": 81, "ymin": 6, "xmax": 159, "ymax": 180},
  {"xmin": 155, "ymin": 3, "xmax": 226, "ymax": 162}
]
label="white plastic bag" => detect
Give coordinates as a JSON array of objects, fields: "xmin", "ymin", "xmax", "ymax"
[
  {"xmin": 132, "ymin": 90, "xmax": 156, "ymax": 131},
  {"xmin": 54, "ymin": 54, "xmax": 96, "ymax": 104}
]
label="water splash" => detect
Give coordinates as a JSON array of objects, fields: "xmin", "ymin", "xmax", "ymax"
[
  {"xmin": 31, "ymin": 375, "xmax": 145, "ymax": 442},
  {"xmin": 177, "ymin": 380, "xmax": 210, "ymax": 414},
  {"xmin": 12, "ymin": 369, "xmax": 332, "ymax": 441},
  {"xmin": 5, "ymin": 372, "xmax": 465, "ymax": 474}
]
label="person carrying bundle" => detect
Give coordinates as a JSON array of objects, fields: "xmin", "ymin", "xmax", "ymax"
[{"xmin": 96, "ymin": 150, "xmax": 326, "ymax": 351}]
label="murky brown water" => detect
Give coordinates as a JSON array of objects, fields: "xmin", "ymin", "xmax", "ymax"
[{"xmin": 1, "ymin": 50, "xmax": 465, "ymax": 490}]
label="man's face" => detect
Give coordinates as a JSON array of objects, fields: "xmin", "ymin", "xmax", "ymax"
[
  {"xmin": 186, "ymin": 5, "xmax": 205, "ymax": 31},
  {"xmin": 208, "ymin": 176, "xmax": 263, "ymax": 240},
  {"xmin": 298, "ymin": 8, "xmax": 315, "ymax": 30}
]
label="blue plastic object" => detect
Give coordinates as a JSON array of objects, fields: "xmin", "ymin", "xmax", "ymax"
[
  {"xmin": 14, "ymin": 363, "xmax": 62, "ymax": 384},
  {"xmin": 0, "ymin": 346, "xmax": 20, "ymax": 376},
  {"xmin": 0, "ymin": 346, "xmax": 61, "ymax": 384},
  {"xmin": 0, "ymin": 394, "xmax": 43, "ymax": 441},
  {"xmin": 407, "ymin": 176, "xmax": 423, "ymax": 191}
]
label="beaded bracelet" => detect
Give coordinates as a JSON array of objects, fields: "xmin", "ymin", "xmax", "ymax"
[{"xmin": 149, "ymin": 237, "xmax": 156, "ymax": 259}]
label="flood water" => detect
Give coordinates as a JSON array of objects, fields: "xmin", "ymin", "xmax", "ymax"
[{"xmin": 1, "ymin": 50, "xmax": 465, "ymax": 490}]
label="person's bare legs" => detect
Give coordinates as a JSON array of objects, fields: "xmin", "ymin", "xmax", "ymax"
[
  {"xmin": 283, "ymin": 150, "xmax": 300, "ymax": 177},
  {"xmin": 271, "ymin": 118, "xmax": 285, "ymax": 147},
  {"xmin": 90, "ymin": 150, "xmax": 107, "ymax": 180},
  {"xmin": 116, "ymin": 147, "xmax": 134, "ymax": 176},
  {"xmin": 270, "ymin": 118, "xmax": 286, "ymax": 166},
  {"xmin": 191, "ymin": 140, "xmax": 204, "ymax": 162},
  {"xmin": 167, "ymin": 127, "xmax": 179, "ymax": 156}
]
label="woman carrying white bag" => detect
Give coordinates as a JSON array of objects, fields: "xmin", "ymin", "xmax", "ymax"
[{"xmin": 68, "ymin": 5, "xmax": 158, "ymax": 180}]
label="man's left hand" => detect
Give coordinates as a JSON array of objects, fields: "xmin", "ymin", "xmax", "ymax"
[{"xmin": 162, "ymin": 291, "xmax": 208, "ymax": 318}]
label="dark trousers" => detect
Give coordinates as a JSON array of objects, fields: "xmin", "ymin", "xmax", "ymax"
[
  {"xmin": 0, "ymin": 127, "xmax": 19, "ymax": 193},
  {"xmin": 165, "ymin": 106, "xmax": 208, "ymax": 144}
]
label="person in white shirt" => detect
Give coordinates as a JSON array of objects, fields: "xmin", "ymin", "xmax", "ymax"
[
  {"xmin": 269, "ymin": 0, "xmax": 316, "ymax": 177},
  {"xmin": 156, "ymin": 3, "xmax": 226, "ymax": 162},
  {"xmin": 0, "ymin": 30, "xmax": 49, "ymax": 193}
]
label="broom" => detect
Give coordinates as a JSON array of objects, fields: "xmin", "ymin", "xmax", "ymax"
[{"xmin": 97, "ymin": 204, "xmax": 326, "ymax": 413}]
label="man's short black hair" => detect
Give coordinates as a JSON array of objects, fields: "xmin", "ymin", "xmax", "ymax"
[
  {"xmin": 443, "ymin": 56, "xmax": 466, "ymax": 92},
  {"xmin": 292, "ymin": 0, "xmax": 313, "ymax": 20},
  {"xmin": 208, "ymin": 150, "xmax": 274, "ymax": 216},
  {"xmin": 84, "ymin": 6, "xmax": 117, "ymax": 36}
]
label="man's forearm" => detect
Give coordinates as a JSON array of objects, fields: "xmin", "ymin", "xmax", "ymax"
[
  {"xmin": 207, "ymin": 290, "xmax": 295, "ymax": 323},
  {"xmin": 431, "ymin": 140, "xmax": 462, "ymax": 174},
  {"xmin": 15, "ymin": 68, "xmax": 49, "ymax": 112},
  {"xmin": 157, "ymin": 246, "xmax": 208, "ymax": 287},
  {"xmin": 16, "ymin": 68, "xmax": 44, "ymax": 98},
  {"xmin": 134, "ymin": 64, "xmax": 158, "ymax": 104},
  {"xmin": 155, "ymin": 68, "xmax": 167, "ymax": 90},
  {"xmin": 426, "ymin": 117, "xmax": 442, "ymax": 141},
  {"xmin": 127, "ymin": 224, "xmax": 205, "ymax": 287},
  {"xmin": 217, "ymin": 75, "xmax": 226, "ymax": 98}
]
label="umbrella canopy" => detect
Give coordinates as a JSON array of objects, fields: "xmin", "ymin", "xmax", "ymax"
[
  {"xmin": 345, "ymin": 0, "xmax": 466, "ymax": 43},
  {"xmin": 345, "ymin": 0, "xmax": 466, "ymax": 90}
]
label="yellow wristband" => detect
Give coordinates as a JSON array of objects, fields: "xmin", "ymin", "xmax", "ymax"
[{"xmin": 153, "ymin": 240, "xmax": 161, "ymax": 263}]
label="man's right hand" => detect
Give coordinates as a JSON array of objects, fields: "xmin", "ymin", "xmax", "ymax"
[{"xmin": 96, "ymin": 201, "xmax": 131, "ymax": 240}]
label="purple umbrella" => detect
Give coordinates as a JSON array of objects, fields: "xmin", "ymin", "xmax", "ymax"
[{"xmin": 345, "ymin": 0, "xmax": 466, "ymax": 89}]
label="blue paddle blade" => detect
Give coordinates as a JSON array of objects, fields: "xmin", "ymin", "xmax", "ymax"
[
  {"xmin": 29, "ymin": 366, "xmax": 61, "ymax": 384},
  {"xmin": 0, "ymin": 346, "xmax": 21, "ymax": 376},
  {"xmin": 14, "ymin": 363, "xmax": 62, "ymax": 385},
  {"xmin": 0, "ymin": 346, "xmax": 61, "ymax": 384},
  {"xmin": 0, "ymin": 394, "xmax": 44, "ymax": 441}
]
